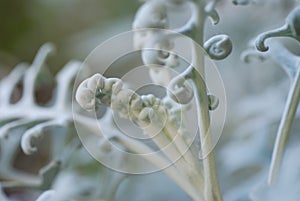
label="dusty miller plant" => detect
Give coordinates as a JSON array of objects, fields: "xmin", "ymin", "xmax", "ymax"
[{"xmin": 0, "ymin": 0, "xmax": 300, "ymax": 201}]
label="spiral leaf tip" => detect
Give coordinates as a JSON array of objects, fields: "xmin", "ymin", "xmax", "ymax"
[
  {"xmin": 204, "ymin": 34, "xmax": 233, "ymax": 60},
  {"xmin": 255, "ymin": 33, "xmax": 271, "ymax": 52},
  {"xmin": 208, "ymin": 94, "xmax": 219, "ymax": 110}
]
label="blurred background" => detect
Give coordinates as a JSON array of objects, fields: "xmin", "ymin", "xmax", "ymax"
[
  {"xmin": 1, "ymin": 0, "xmax": 300, "ymax": 200},
  {"xmin": 0, "ymin": 0, "xmax": 140, "ymax": 74},
  {"xmin": 0, "ymin": 0, "xmax": 296, "ymax": 87}
]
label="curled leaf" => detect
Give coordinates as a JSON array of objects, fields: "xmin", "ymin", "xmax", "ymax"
[
  {"xmin": 205, "ymin": 1, "xmax": 220, "ymax": 25},
  {"xmin": 204, "ymin": 34, "xmax": 233, "ymax": 60},
  {"xmin": 167, "ymin": 64, "xmax": 194, "ymax": 104},
  {"xmin": 208, "ymin": 94, "xmax": 219, "ymax": 110},
  {"xmin": 21, "ymin": 120, "xmax": 68, "ymax": 155},
  {"xmin": 256, "ymin": 7, "xmax": 300, "ymax": 52},
  {"xmin": 173, "ymin": 1, "xmax": 198, "ymax": 34}
]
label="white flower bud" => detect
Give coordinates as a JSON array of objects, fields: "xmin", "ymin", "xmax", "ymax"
[{"xmin": 76, "ymin": 74, "xmax": 105, "ymax": 111}]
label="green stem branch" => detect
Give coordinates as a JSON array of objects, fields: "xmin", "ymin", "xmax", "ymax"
[{"xmin": 191, "ymin": 2, "xmax": 223, "ymax": 200}]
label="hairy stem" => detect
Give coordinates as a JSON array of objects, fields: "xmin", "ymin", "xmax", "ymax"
[
  {"xmin": 191, "ymin": 2, "xmax": 223, "ymax": 201},
  {"xmin": 74, "ymin": 114, "xmax": 203, "ymax": 200},
  {"xmin": 164, "ymin": 123, "xmax": 204, "ymax": 176},
  {"xmin": 117, "ymin": 135, "xmax": 203, "ymax": 200}
]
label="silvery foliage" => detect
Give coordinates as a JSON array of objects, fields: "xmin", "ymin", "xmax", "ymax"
[
  {"xmin": 0, "ymin": 44, "xmax": 129, "ymax": 201},
  {"xmin": 1, "ymin": 1, "xmax": 300, "ymax": 201},
  {"xmin": 76, "ymin": 0, "xmax": 232, "ymax": 201}
]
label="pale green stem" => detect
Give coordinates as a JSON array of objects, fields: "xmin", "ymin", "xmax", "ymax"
[
  {"xmin": 117, "ymin": 135, "xmax": 203, "ymax": 200},
  {"xmin": 192, "ymin": 70, "xmax": 222, "ymax": 201},
  {"xmin": 74, "ymin": 115, "xmax": 203, "ymax": 200},
  {"xmin": 100, "ymin": 169, "xmax": 127, "ymax": 201},
  {"xmin": 163, "ymin": 123, "xmax": 205, "ymax": 186},
  {"xmin": 268, "ymin": 66, "xmax": 300, "ymax": 186},
  {"xmin": 162, "ymin": 126, "xmax": 205, "ymax": 192},
  {"xmin": 191, "ymin": 2, "xmax": 223, "ymax": 201},
  {"xmin": 164, "ymin": 122, "xmax": 204, "ymax": 174},
  {"xmin": 142, "ymin": 121, "xmax": 204, "ymax": 195}
]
